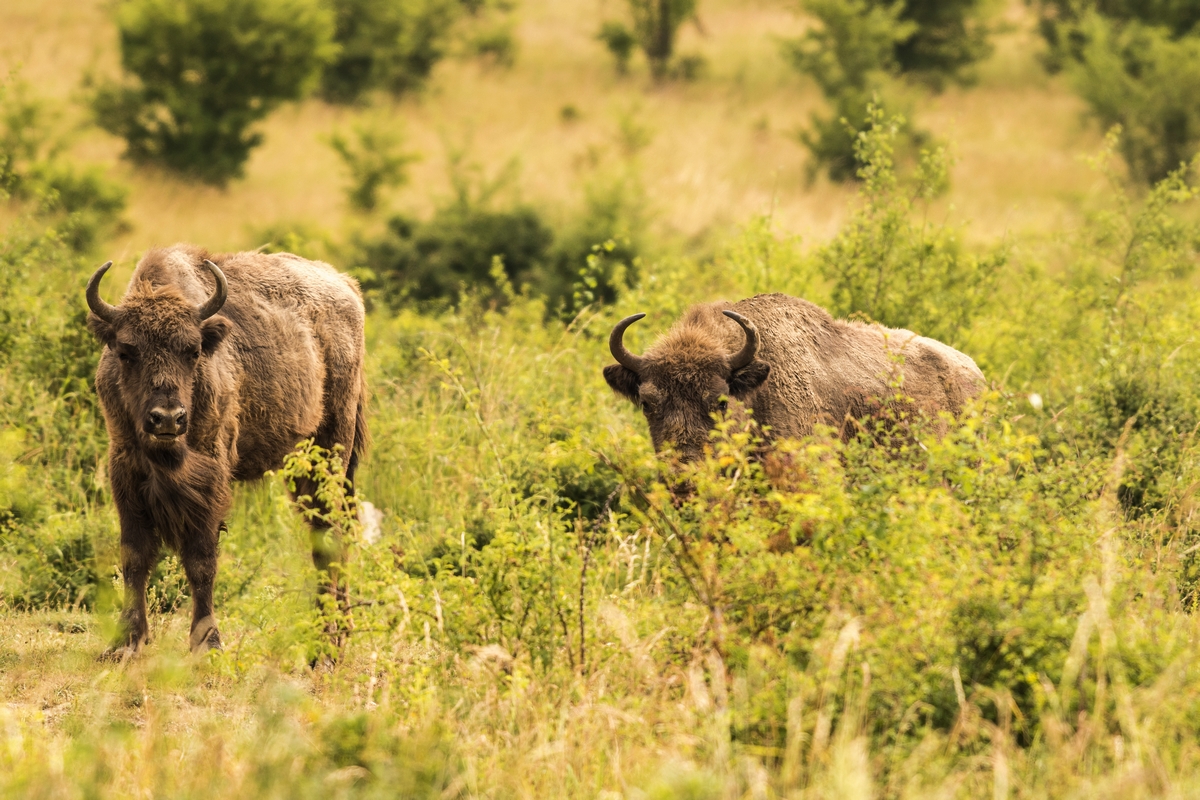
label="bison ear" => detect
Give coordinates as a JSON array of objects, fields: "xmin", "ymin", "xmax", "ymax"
[
  {"xmin": 603, "ymin": 364, "xmax": 642, "ymax": 403},
  {"xmin": 729, "ymin": 359, "xmax": 771, "ymax": 397},
  {"xmin": 200, "ymin": 315, "xmax": 231, "ymax": 354},
  {"xmin": 87, "ymin": 313, "xmax": 116, "ymax": 346}
]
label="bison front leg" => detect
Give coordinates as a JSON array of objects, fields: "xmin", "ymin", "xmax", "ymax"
[
  {"xmin": 181, "ymin": 527, "xmax": 222, "ymax": 655},
  {"xmin": 103, "ymin": 542, "xmax": 157, "ymax": 661}
]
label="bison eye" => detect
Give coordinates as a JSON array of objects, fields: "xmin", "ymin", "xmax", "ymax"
[{"xmin": 188, "ymin": 348, "xmax": 201, "ymax": 362}]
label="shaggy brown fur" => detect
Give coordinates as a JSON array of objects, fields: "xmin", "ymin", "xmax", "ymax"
[
  {"xmin": 604, "ymin": 293, "xmax": 984, "ymax": 461},
  {"xmin": 87, "ymin": 245, "xmax": 368, "ymax": 658}
]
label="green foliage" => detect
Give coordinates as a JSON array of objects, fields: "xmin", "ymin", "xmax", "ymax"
[
  {"xmin": 891, "ymin": 0, "xmax": 993, "ymax": 86},
  {"xmin": 597, "ymin": 21, "xmax": 638, "ymax": 74},
  {"xmin": 359, "ymin": 151, "xmax": 645, "ymax": 311},
  {"xmin": 600, "ymin": 0, "xmax": 698, "ymax": 79},
  {"xmin": 329, "ymin": 120, "xmax": 419, "ymax": 212},
  {"xmin": 362, "ymin": 202, "xmax": 554, "ymax": 306},
  {"xmin": 785, "ymin": 0, "xmax": 991, "ymax": 180},
  {"xmin": 1037, "ymin": 0, "xmax": 1200, "ymax": 70},
  {"xmin": 320, "ymin": 0, "xmax": 460, "ymax": 104},
  {"xmin": 815, "ymin": 107, "xmax": 1004, "ymax": 345},
  {"xmin": 1069, "ymin": 14, "xmax": 1200, "ymax": 182},
  {"xmin": 783, "ymin": 0, "xmax": 916, "ymax": 181},
  {"xmin": 1, "ymin": 76, "xmax": 127, "ymax": 252},
  {"xmin": 93, "ymin": 0, "xmax": 336, "ymax": 184}
]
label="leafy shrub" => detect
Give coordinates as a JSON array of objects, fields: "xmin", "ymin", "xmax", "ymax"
[
  {"xmin": 1, "ymin": 76, "xmax": 126, "ymax": 252},
  {"xmin": 600, "ymin": 0, "xmax": 698, "ymax": 79},
  {"xmin": 891, "ymin": 0, "xmax": 993, "ymax": 87},
  {"xmin": 785, "ymin": 0, "xmax": 992, "ymax": 180},
  {"xmin": 1036, "ymin": 0, "xmax": 1200, "ymax": 71},
  {"xmin": 1069, "ymin": 15, "xmax": 1200, "ymax": 182},
  {"xmin": 814, "ymin": 107, "xmax": 1005, "ymax": 345},
  {"xmin": 597, "ymin": 21, "xmax": 637, "ymax": 74},
  {"xmin": 363, "ymin": 204, "xmax": 554, "ymax": 306},
  {"xmin": 783, "ymin": 0, "xmax": 915, "ymax": 181},
  {"xmin": 328, "ymin": 119, "xmax": 419, "ymax": 212},
  {"xmin": 320, "ymin": 0, "xmax": 460, "ymax": 104},
  {"xmin": 93, "ymin": 0, "xmax": 336, "ymax": 184}
]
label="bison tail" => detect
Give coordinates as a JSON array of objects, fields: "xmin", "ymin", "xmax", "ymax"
[{"xmin": 348, "ymin": 378, "xmax": 370, "ymax": 483}]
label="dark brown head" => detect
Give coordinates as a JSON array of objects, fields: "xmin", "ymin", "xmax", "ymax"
[
  {"xmin": 603, "ymin": 308, "xmax": 771, "ymax": 462},
  {"xmin": 86, "ymin": 259, "xmax": 231, "ymax": 452}
]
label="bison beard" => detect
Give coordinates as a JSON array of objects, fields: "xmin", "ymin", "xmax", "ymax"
[
  {"xmin": 86, "ymin": 246, "xmax": 368, "ymax": 658},
  {"xmin": 604, "ymin": 293, "xmax": 985, "ymax": 461}
]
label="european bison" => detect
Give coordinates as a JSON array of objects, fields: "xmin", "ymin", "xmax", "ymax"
[
  {"xmin": 86, "ymin": 245, "xmax": 368, "ymax": 657},
  {"xmin": 604, "ymin": 293, "xmax": 984, "ymax": 461}
]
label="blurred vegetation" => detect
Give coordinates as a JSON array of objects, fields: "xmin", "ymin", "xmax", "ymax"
[
  {"xmin": 598, "ymin": 0, "xmax": 699, "ymax": 79},
  {"xmin": 91, "ymin": 0, "xmax": 336, "ymax": 184},
  {"xmin": 320, "ymin": 0, "xmax": 460, "ymax": 104},
  {"xmin": 1039, "ymin": 0, "xmax": 1200, "ymax": 182},
  {"xmin": 2, "ymin": 76, "xmax": 127, "ymax": 251},
  {"xmin": 784, "ymin": 0, "xmax": 991, "ymax": 181},
  {"xmin": 328, "ymin": 118, "xmax": 420, "ymax": 212}
]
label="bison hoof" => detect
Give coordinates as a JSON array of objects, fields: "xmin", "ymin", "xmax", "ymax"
[
  {"xmin": 189, "ymin": 615, "xmax": 223, "ymax": 655},
  {"xmin": 98, "ymin": 643, "xmax": 143, "ymax": 663}
]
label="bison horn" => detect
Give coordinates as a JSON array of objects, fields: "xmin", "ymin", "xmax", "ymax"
[
  {"xmin": 86, "ymin": 261, "xmax": 119, "ymax": 323},
  {"xmin": 198, "ymin": 259, "xmax": 228, "ymax": 320},
  {"xmin": 723, "ymin": 310, "xmax": 759, "ymax": 371},
  {"xmin": 609, "ymin": 313, "xmax": 647, "ymax": 374}
]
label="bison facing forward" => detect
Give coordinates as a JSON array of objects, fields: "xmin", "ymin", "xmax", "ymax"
[
  {"xmin": 603, "ymin": 293, "xmax": 984, "ymax": 461},
  {"xmin": 86, "ymin": 246, "xmax": 368, "ymax": 657}
]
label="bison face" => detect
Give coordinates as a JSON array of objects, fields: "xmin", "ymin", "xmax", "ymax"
[
  {"xmin": 604, "ymin": 311, "xmax": 771, "ymax": 462},
  {"xmin": 86, "ymin": 260, "xmax": 230, "ymax": 453}
]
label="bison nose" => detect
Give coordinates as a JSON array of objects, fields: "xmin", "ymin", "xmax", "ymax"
[{"xmin": 148, "ymin": 405, "xmax": 187, "ymax": 437}]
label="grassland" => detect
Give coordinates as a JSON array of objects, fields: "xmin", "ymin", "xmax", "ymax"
[{"xmin": 5, "ymin": 0, "xmax": 1200, "ymax": 798}]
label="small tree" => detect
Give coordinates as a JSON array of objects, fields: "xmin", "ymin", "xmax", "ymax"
[
  {"xmin": 1069, "ymin": 15, "xmax": 1200, "ymax": 183},
  {"xmin": 784, "ymin": 0, "xmax": 993, "ymax": 181},
  {"xmin": 328, "ymin": 120, "xmax": 419, "ymax": 212},
  {"xmin": 599, "ymin": 0, "xmax": 698, "ymax": 79},
  {"xmin": 320, "ymin": 0, "xmax": 460, "ymax": 104},
  {"xmin": 92, "ymin": 0, "xmax": 335, "ymax": 185},
  {"xmin": 1037, "ymin": 3, "xmax": 1200, "ymax": 183},
  {"xmin": 783, "ymin": 0, "xmax": 915, "ymax": 181}
]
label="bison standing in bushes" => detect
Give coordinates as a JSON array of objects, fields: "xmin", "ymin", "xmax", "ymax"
[
  {"xmin": 86, "ymin": 245, "xmax": 368, "ymax": 658},
  {"xmin": 604, "ymin": 293, "xmax": 984, "ymax": 461}
]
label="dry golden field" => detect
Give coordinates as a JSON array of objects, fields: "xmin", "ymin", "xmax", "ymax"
[{"xmin": 0, "ymin": 0, "xmax": 1104, "ymax": 256}]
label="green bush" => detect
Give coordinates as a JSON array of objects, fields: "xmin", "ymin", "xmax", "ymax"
[
  {"xmin": 320, "ymin": 0, "xmax": 460, "ymax": 104},
  {"xmin": 783, "ymin": 0, "xmax": 915, "ymax": 181},
  {"xmin": 93, "ymin": 0, "xmax": 335, "ymax": 185},
  {"xmin": 597, "ymin": 21, "xmax": 638, "ymax": 74},
  {"xmin": 891, "ymin": 0, "xmax": 993, "ymax": 87},
  {"xmin": 328, "ymin": 120, "xmax": 419, "ymax": 212},
  {"xmin": 1037, "ymin": 0, "xmax": 1200, "ymax": 70},
  {"xmin": 813, "ymin": 107, "xmax": 1004, "ymax": 344},
  {"xmin": 785, "ymin": 0, "xmax": 992, "ymax": 181},
  {"xmin": 2, "ymin": 76, "xmax": 127, "ymax": 252},
  {"xmin": 1069, "ymin": 15, "xmax": 1200, "ymax": 182},
  {"xmin": 362, "ymin": 204, "xmax": 554, "ymax": 306},
  {"xmin": 599, "ymin": 0, "xmax": 698, "ymax": 79}
]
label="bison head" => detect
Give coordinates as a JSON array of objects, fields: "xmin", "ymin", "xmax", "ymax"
[
  {"xmin": 86, "ymin": 259, "xmax": 231, "ymax": 451},
  {"xmin": 603, "ymin": 309, "xmax": 771, "ymax": 462}
]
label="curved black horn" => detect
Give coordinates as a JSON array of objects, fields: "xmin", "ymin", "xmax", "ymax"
[
  {"xmin": 609, "ymin": 313, "xmax": 647, "ymax": 373},
  {"xmin": 86, "ymin": 261, "xmax": 118, "ymax": 323},
  {"xmin": 198, "ymin": 259, "xmax": 228, "ymax": 320},
  {"xmin": 723, "ymin": 310, "xmax": 759, "ymax": 371}
]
